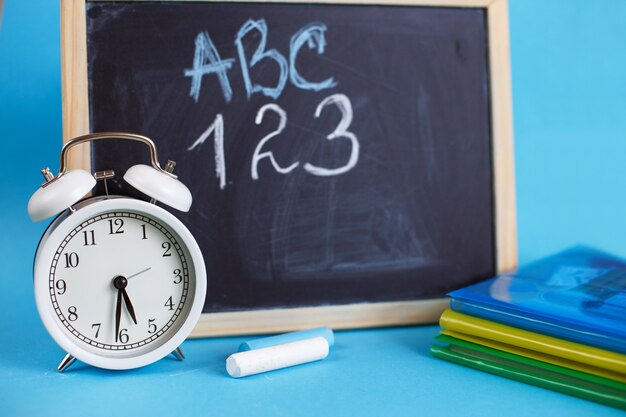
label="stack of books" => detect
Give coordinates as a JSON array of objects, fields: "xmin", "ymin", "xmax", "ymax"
[{"xmin": 431, "ymin": 246, "xmax": 626, "ymax": 409}]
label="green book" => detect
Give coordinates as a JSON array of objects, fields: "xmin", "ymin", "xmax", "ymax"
[{"xmin": 430, "ymin": 335, "xmax": 626, "ymax": 410}]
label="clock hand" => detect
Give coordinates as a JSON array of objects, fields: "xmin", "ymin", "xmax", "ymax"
[
  {"xmin": 127, "ymin": 267, "xmax": 151, "ymax": 280},
  {"xmin": 120, "ymin": 288, "xmax": 138, "ymax": 325},
  {"xmin": 115, "ymin": 289, "xmax": 122, "ymax": 343},
  {"xmin": 113, "ymin": 275, "xmax": 131, "ymax": 342}
]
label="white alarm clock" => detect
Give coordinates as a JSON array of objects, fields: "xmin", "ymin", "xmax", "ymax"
[{"xmin": 28, "ymin": 132, "xmax": 206, "ymax": 372}]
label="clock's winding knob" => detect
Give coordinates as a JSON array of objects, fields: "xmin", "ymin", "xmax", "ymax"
[{"xmin": 41, "ymin": 167, "xmax": 55, "ymax": 183}]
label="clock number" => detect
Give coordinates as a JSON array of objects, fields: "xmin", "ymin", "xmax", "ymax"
[
  {"xmin": 173, "ymin": 269, "xmax": 182, "ymax": 284},
  {"xmin": 92, "ymin": 323, "xmax": 101, "ymax": 338},
  {"xmin": 141, "ymin": 224, "xmax": 148, "ymax": 240},
  {"xmin": 148, "ymin": 318, "xmax": 157, "ymax": 334},
  {"xmin": 164, "ymin": 296, "xmax": 175, "ymax": 311},
  {"xmin": 108, "ymin": 218, "xmax": 124, "ymax": 234},
  {"xmin": 82, "ymin": 230, "xmax": 96, "ymax": 246},
  {"xmin": 64, "ymin": 252, "xmax": 79, "ymax": 268},
  {"xmin": 162, "ymin": 242, "xmax": 172, "ymax": 257},
  {"xmin": 119, "ymin": 328, "xmax": 129, "ymax": 344},
  {"xmin": 67, "ymin": 306, "xmax": 78, "ymax": 321},
  {"xmin": 55, "ymin": 279, "xmax": 66, "ymax": 295}
]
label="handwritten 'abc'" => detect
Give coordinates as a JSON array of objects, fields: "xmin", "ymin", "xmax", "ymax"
[{"xmin": 184, "ymin": 18, "xmax": 360, "ymax": 189}]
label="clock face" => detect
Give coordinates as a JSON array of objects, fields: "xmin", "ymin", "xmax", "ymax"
[{"xmin": 47, "ymin": 209, "xmax": 195, "ymax": 355}]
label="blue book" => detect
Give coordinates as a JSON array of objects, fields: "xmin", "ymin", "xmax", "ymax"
[{"xmin": 449, "ymin": 246, "xmax": 626, "ymax": 354}]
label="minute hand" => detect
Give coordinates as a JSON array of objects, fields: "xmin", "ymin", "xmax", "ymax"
[
  {"xmin": 120, "ymin": 288, "xmax": 138, "ymax": 325},
  {"xmin": 115, "ymin": 290, "xmax": 122, "ymax": 342}
]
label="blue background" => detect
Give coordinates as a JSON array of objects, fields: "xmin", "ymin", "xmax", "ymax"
[{"xmin": 1, "ymin": 1, "xmax": 625, "ymax": 416}]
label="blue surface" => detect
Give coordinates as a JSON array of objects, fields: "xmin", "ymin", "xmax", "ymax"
[{"xmin": 1, "ymin": 1, "xmax": 626, "ymax": 416}]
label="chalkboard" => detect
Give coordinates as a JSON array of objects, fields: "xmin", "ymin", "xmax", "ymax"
[{"xmin": 61, "ymin": 0, "xmax": 516, "ymax": 336}]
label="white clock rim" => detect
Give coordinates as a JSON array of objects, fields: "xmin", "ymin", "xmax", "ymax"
[{"xmin": 33, "ymin": 198, "xmax": 207, "ymax": 370}]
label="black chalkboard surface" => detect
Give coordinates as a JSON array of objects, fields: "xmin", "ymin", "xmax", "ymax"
[{"xmin": 73, "ymin": 0, "xmax": 515, "ymax": 334}]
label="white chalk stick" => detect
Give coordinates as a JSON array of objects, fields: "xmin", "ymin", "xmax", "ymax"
[{"xmin": 226, "ymin": 336, "xmax": 329, "ymax": 378}]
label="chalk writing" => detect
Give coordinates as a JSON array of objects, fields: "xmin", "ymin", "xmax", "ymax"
[
  {"xmin": 184, "ymin": 32, "xmax": 235, "ymax": 102},
  {"xmin": 186, "ymin": 19, "xmax": 360, "ymax": 187},
  {"xmin": 235, "ymin": 19, "xmax": 289, "ymax": 100},
  {"xmin": 187, "ymin": 114, "xmax": 226, "ymax": 189},
  {"xmin": 289, "ymin": 22, "xmax": 337, "ymax": 92},
  {"xmin": 186, "ymin": 19, "xmax": 338, "ymax": 102},
  {"xmin": 188, "ymin": 94, "xmax": 361, "ymax": 187},
  {"xmin": 304, "ymin": 93, "xmax": 359, "ymax": 176},
  {"xmin": 251, "ymin": 103, "xmax": 299, "ymax": 180}
]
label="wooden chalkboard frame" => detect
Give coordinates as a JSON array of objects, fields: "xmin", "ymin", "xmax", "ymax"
[{"xmin": 60, "ymin": 0, "xmax": 516, "ymax": 336}]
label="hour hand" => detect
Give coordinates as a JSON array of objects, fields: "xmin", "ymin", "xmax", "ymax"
[
  {"xmin": 121, "ymin": 288, "xmax": 138, "ymax": 325},
  {"xmin": 113, "ymin": 275, "xmax": 136, "ymax": 342}
]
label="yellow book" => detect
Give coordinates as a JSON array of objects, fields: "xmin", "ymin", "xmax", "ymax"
[
  {"xmin": 440, "ymin": 330, "xmax": 626, "ymax": 383},
  {"xmin": 440, "ymin": 309, "xmax": 626, "ymax": 375}
]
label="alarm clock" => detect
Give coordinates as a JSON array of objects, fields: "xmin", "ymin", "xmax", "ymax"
[{"xmin": 28, "ymin": 132, "xmax": 207, "ymax": 372}]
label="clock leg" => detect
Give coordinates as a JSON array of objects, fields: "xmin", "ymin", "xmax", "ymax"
[
  {"xmin": 57, "ymin": 353, "xmax": 77, "ymax": 372},
  {"xmin": 171, "ymin": 346, "xmax": 185, "ymax": 361}
]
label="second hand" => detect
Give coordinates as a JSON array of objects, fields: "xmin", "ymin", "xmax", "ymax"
[{"xmin": 127, "ymin": 267, "xmax": 151, "ymax": 280}]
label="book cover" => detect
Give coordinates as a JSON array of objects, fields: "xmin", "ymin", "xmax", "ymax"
[
  {"xmin": 449, "ymin": 246, "xmax": 626, "ymax": 353},
  {"xmin": 439, "ymin": 309, "xmax": 626, "ymax": 374},
  {"xmin": 430, "ymin": 335, "xmax": 626, "ymax": 410}
]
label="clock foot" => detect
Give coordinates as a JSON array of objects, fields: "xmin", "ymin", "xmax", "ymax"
[
  {"xmin": 57, "ymin": 353, "xmax": 77, "ymax": 372},
  {"xmin": 171, "ymin": 347, "xmax": 185, "ymax": 361}
]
